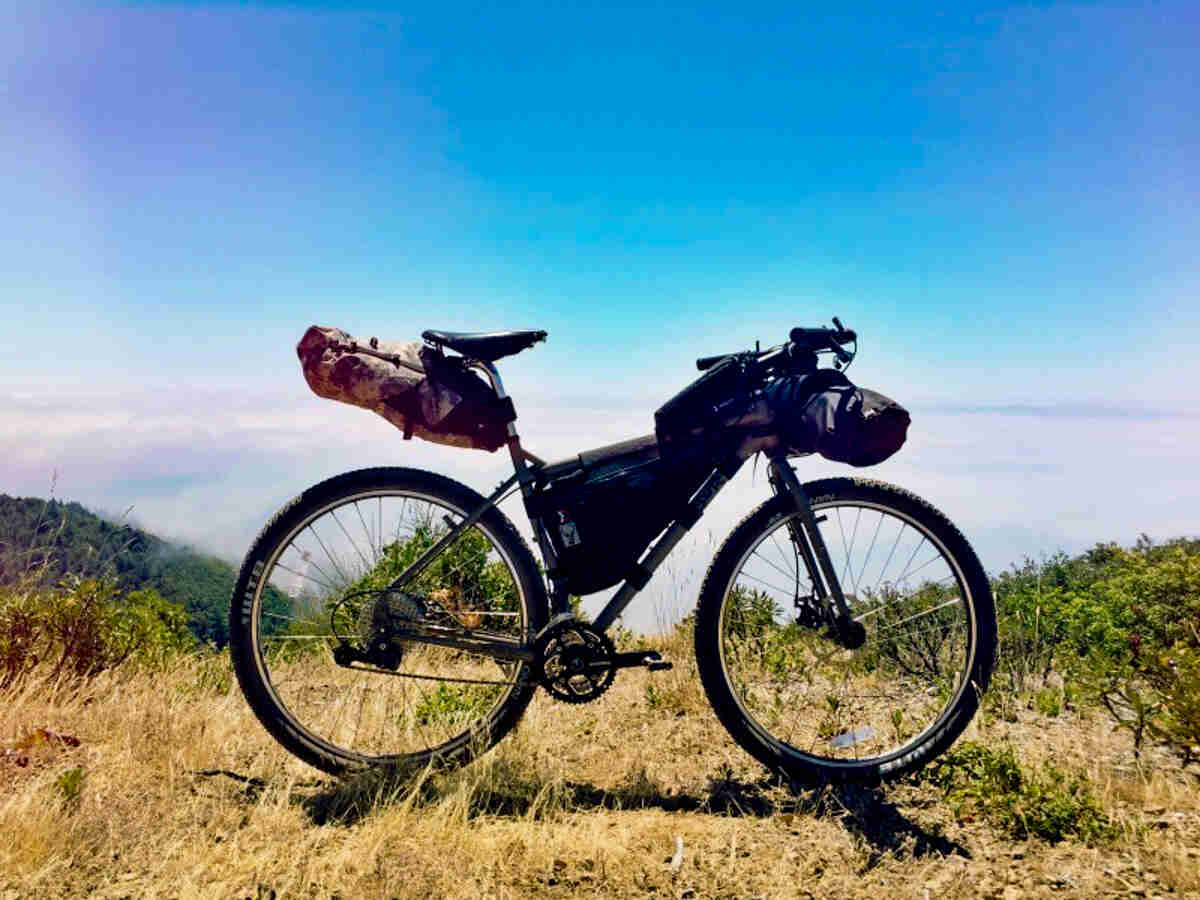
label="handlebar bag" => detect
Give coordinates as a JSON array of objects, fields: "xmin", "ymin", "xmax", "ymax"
[
  {"xmin": 765, "ymin": 369, "xmax": 911, "ymax": 467},
  {"xmin": 297, "ymin": 325, "xmax": 514, "ymax": 452},
  {"xmin": 530, "ymin": 439, "xmax": 714, "ymax": 595}
]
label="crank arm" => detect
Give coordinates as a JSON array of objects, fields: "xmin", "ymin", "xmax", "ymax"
[{"xmin": 610, "ymin": 650, "xmax": 673, "ymax": 672}]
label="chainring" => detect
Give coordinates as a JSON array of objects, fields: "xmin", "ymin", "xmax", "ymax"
[{"xmin": 534, "ymin": 622, "xmax": 616, "ymax": 704}]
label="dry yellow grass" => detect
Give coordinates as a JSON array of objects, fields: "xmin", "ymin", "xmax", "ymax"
[{"xmin": 2, "ymin": 631, "xmax": 1198, "ymax": 899}]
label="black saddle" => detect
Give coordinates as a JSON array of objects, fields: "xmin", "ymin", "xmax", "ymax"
[{"xmin": 422, "ymin": 329, "xmax": 548, "ymax": 362}]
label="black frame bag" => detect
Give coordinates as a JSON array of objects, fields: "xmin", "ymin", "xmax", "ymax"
[{"xmin": 531, "ymin": 439, "xmax": 714, "ymax": 595}]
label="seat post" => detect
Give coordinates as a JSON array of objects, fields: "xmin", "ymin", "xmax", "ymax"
[{"xmin": 469, "ymin": 359, "xmax": 530, "ymax": 478}]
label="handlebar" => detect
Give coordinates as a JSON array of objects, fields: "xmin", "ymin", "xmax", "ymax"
[{"xmin": 695, "ymin": 317, "xmax": 857, "ymax": 372}]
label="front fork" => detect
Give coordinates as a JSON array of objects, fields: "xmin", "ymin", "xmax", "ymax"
[{"xmin": 767, "ymin": 459, "xmax": 866, "ymax": 650}]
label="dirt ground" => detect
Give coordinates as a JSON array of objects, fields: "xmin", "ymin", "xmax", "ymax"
[{"xmin": 2, "ymin": 643, "xmax": 1198, "ymax": 899}]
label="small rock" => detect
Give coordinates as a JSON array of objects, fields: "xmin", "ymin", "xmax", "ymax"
[
  {"xmin": 680, "ymin": 890, "xmax": 696, "ymax": 899},
  {"xmin": 1011, "ymin": 849, "xmax": 1026, "ymax": 860},
  {"xmin": 1143, "ymin": 806, "xmax": 1166, "ymax": 816}
]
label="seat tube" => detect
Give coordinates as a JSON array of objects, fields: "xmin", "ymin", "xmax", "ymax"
[{"xmin": 469, "ymin": 359, "xmax": 529, "ymax": 477}]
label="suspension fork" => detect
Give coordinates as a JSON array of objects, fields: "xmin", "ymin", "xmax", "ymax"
[{"xmin": 767, "ymin": 458, "xmax": 866, "ymax": 649}]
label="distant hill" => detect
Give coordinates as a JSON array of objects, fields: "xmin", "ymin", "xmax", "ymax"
[{"xmin": 0, "ymin": 494, "xmax": 238, "ymax": 647}]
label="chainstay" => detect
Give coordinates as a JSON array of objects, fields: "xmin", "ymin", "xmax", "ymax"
[{"xmin": 343, "ymin": 663, "xmax": 522, "ymax": 686}]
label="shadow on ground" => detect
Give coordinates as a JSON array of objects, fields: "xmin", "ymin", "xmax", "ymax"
[{"xmin": 224, "ymin": 764, "xmax": 970, "ymax": 864}]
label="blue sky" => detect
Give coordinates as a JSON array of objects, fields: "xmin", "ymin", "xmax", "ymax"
[{"xmin": 2, "ymin": 1, "xmax": 1197, "ymax": 625}]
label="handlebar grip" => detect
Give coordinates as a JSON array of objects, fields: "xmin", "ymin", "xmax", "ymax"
[
  {"xmin": 789, "ymin": 326, "xmax": 856, "ymax": 346},
  {"xmin": 696, "ymin": 354, "xmax": 731, "ymax": 371}
]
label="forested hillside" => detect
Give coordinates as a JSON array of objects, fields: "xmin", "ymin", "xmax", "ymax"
[{"xmin": 0, "ymin": 494, "xmax": 237, "ymax": 646}]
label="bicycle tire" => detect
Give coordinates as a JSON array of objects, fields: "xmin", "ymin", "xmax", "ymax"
[
  {"xmin": 229, "ymin": 467, "xmax": 548, "ymax": 775},
  {"xmin": 694, "ymin": 477, "xmax": 995, "ymax": 785}
]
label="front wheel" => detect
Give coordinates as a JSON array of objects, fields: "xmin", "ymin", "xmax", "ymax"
[
  {"xmin": 229, "ymin": 467, "xmax": 548, "ymax": 775},
  {"xmin": 695, "ymin": 477, "xmax": 995, "ymax": 785}
]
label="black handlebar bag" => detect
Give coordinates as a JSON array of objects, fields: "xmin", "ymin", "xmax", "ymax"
[{"xmin": 765, "ymin": 369, "xmax": 910, "ymax": 466}]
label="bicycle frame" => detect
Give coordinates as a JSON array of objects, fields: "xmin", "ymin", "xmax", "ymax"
[{"xmin": 382, "ymin": 358, "xmax": 854, "ymax": 661}]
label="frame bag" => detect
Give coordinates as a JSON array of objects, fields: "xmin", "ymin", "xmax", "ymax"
[
  {"xmin": 296, "ymin": 325, "xmax": 515, "ymax": 452},
  {"xmin": 532, "ymin": 440, "xmax": 714, "ymax": 595},
  {"xmin": 765, "ymin": 369, "xmax": 910, "ymax": 467}
]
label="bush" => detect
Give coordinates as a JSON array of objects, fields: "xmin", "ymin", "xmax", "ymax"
[
  {"xmin": 0, "ymin": 576, "xmax": 195, "ymax": 686},
  {"xmin": 990, "ymin": 537, "xmax": 1200, "ymax": 765},
  {"xmin": 920, "ymin": 741, "xmax": 1115, "ymax": 845},
  {"xmin": 1057, "ymin": 539, "xmax": 1200, "ymax": 764}
]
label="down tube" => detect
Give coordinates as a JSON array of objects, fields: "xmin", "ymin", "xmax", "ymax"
[{"xmin": 592, "ymin": 463, "xmax": 740, "ymax": 632}]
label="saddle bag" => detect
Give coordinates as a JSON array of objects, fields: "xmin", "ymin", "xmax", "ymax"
[
  {"xmin": 765, "ymin": 369, "xmax": 911, "ymax": 467},
  {"xmin": 297, "ymin": 325, "xmax": 515, "ymax": 451},
  {"xmin": 531, "ymin": 437, "xmax": 715, "ymax": 595}
]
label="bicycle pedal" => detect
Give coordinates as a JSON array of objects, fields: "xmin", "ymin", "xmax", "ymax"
[{"xmin": 612, "ymin": 649, "xmax": 672, "ymax": 671}]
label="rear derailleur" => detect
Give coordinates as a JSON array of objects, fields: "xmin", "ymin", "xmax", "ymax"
[{"xmin": 331, "ymin": 589, "xmax": 431, "ymax": 671}]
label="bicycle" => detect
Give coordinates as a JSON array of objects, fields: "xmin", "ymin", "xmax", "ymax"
[{"xmin": 229, "ymin": 320, "xmax": 996, "ymax": 785}]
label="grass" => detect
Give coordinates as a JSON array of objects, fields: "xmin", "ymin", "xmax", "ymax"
[{"xmin": 2, "ymin": 626, "xmax": 1198, "ymax": 899}]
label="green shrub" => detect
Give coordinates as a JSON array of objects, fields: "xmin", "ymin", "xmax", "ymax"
[
  {"xmin": 1058, "ymin": 539, "xmax": 1200, "ymax": 763},
  {"xmin": 0, "ymin": 576, "xmax": 195, "ymax": 686},
  {"xmin": 920, "ymin": 741, "xmax": 1115, "ymax": 845},
  {"xmin": 990, "ymin": 538, "xmax": 1200, "ymax": 765}
]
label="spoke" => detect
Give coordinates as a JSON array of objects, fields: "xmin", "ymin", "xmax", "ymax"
[
  {"xmin": 273, "ymin": 558, "xmax": 337, "ymax": 594},
  {"xmin": 895, "ymin": 552, "xmax": 945, "ymax": 585},
  {"xmin": 750, "ymin": 547, "xmax": 801, "ymax": 586},
  {"xmin": 866, "ymin": 619, "xmax": 963, "ymax": 648},
  {"xmin": 869, "ymin": 597, "xmax": 962, "ymax": 636},
  {"xmin": 872, "ymin": 520, "xmax": 908, "ymax": 596},
  {"xmin": 331, "ymin": 507, "xmax": 372, "ymax": 573},
  {"xmin": 263, "ymin": 634, "xmax": 334, "ymax": 641},
  {"xmin": 854, "ymin": 572, "xmax": 957, "ymax": 619},
  {"xmin": 767, "ymin": 529, "xmax": 790, "ymax": 573},
  {"xmin": 261, "ymin": 610, "xmax": 325, "ymax": 626},
  {"xmin": 736, "ymin": 571, "xmax": 796, "ymax": 598},
  {"xmin": 854, "ymin": 511, "xmax": 886, "ymax": 595},
  {"xmin": 353, "ymin": 500, "xmax": 377, "ymax": 564},
  {"xmin": 308, "ymin": 524, "xmax": 351, "ymax": 587},
  {"xmin": 894, "ymin": 536, "xmax": 929, "ymax": 589},
  {"xmin": 835, "ymin": 506, "xmax": 863, "ymax": 594}
]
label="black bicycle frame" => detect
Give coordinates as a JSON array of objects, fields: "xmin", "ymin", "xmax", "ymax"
[{"xmin": 382, "ymin": 358, "xmax": 851, "ymax": 662}]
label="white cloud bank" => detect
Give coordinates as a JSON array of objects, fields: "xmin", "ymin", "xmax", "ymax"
[{"xmin": 3, "ymin": 385, "xmax": 1196, "ymax": 631}]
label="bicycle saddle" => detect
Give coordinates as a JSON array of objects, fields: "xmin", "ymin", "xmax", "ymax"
[{"xmin": 422, "ymin": 329, "xmax": 548, "ymax": 362}]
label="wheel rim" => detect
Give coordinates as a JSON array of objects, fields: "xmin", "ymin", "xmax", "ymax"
[
  {"xmin": 248, "ymin": 487, "xmax": 530, "ymax": 765},
  {"xmin": 717, "ymin": 497, "xmax": 977, "ymax": 770}
]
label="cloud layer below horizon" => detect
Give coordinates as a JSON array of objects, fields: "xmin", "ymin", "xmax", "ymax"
[{"xmin": 4, "ymin": 384, "xmax": 1195, "ymax": 630}]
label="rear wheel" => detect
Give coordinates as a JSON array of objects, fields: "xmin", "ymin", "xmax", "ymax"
[
  {"xmin": 229, "ymin": 467, "xmax": 547, "ymax": 775},
  {"xmin": 695, "ymin": 477, "xmax": 995, "ymax": 785}
]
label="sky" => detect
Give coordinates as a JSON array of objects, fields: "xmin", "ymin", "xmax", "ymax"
[{"xmin": 2, "ymin": 1, "xmax": 1197, "ymax": 628}]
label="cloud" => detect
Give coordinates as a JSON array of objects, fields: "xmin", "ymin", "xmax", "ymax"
[{"xmin": 3, "ymin": 386, "xmax": 1196, "ymax": 630}]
